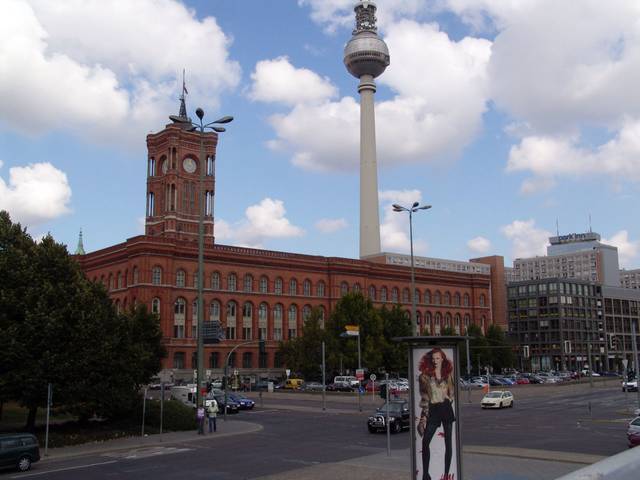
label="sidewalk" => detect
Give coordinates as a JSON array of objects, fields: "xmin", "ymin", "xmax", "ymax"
[{"xmin": 41, "ymin": 419, "xmax": 262, "ymax": 462}]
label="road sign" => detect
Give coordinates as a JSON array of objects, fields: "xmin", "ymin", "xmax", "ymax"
[
  {"xmin": 286, "ymin": 369, "xmax": 291, "ymax": 378},
  {"xmin": 344, "ymin": 325, "xmax": 360, "ymax": 336},
  {"xmin": 356, "ymin": 368, "xmax": 365, "ymax": 380},
  {"xmin": 370, "ymin": 373, "xmax": 377, "ymax": 381}
]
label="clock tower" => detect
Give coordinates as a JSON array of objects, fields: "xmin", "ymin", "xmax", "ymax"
[{"xmin": 144, "ymin": 88, "xmax": 218, "ymax": 243}]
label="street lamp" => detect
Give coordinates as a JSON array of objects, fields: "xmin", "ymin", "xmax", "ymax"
[
  {"xmin": 392, "ymin": 202, "xmax": 431, "ymax": 337},
  {"xmin": 188, "ymin": 108, "xmax": 233, "ymax": 426}
]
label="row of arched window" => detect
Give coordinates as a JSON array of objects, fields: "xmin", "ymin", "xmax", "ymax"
[
  {"xmin": 171, "ymin": 350, "xmax": 282, "ymax": 370},
  {"xmin": 98, "ymin": 267, "xmax": 487, "ymax": 308}
]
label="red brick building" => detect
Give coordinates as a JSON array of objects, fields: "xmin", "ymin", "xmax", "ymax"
[{"xmin": 77, "ymin": 107, "xmax": 497, "ymax": 382}]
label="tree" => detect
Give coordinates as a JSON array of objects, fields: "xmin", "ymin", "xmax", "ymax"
[
  {"xmin": 485, "ymin": 324, "xmax": 516, "ymax": 372},
  {"xmin": 466, "ymin": 324, "xmax": 489, "ymax": 376},
  {"xmin": 379, "ymin": 305, "xmax": 411, "ymax": 375},
  {"xmin": 0, "ymin": 212, "xmax": 166, "ymax": 428},
  {"xmin": 279, "ymin": 308, "xmax": 326, "ymax": 380}
]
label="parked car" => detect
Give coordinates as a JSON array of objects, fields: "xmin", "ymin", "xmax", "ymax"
[
  {"xmin": 367, "ymin": 400, "xmax": 410, "ymax": 434},
  {"xmin": 228, "ymin": 393, "xmax": 255, "ymax": 410},
  {"xmin": 363, "ymin": 380, "xmax": 380, "ymax": 392},
  {"xmin": 622, "ymin": 378, "xmax": 638, "ymax": 392},
  {"xmin": 515, "ymin": 376, "xmax": 530, "ymax": 385},
  {"xmin": 326, "ymin": 382, "xmax": 353, "ymax": 392},
  {"xmin": 628, "ymin": 416, "xmax": 640, "ymax": 448},
  {"xmin": 333, "ymin": 376, "xmax": 360, "ymax": 389},
  {"xmin": 481, "ymin": 391, "xmax": 514, "ymax": 409},
  {"xmin": 283, "ymin": 378, "xmax": 305, "ymax": 390},
  {"xmin": 207, "ymin": 390, "xmax": 240, "ymax": 414},
  {"xmin": 303, "ymin": 382, "xmax": 325, "ymax": 392},
  {"xmin": 0, "ymin": 433, "xmax": 40, "ymax": 472}
]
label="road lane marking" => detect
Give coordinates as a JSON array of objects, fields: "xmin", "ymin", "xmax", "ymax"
[{"xmin": 10, "ymin": 460, "xmax": 118, "ymax": 478}]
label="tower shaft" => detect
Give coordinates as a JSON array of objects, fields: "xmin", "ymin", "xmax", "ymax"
[{"xmin": 359, "ymin": 74, "xmax": 381, "ymax": 257}]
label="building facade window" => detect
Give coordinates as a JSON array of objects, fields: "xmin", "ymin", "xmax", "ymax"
[
  {"xmin": 176, "ymin": 269, "xmax": 185, "ymax": 287},
  {"xmin": 242, "ymin": 302, "xmax": 252, "ymax": 340},
  {"xmin": 174, "ymin": 298, "xmax": 186, "ymax": 338},
  {"xmin": 275, "ymin": 278, "xmax": 283, "ymax": 295},
  {"xmin": 480, "ymin": 294, "xmax": 486, "ymax": 307},
  {"xmin": 260, "ymin": 276, "xmax": 268, "ymax": 294},
  {"xmin": 243, "ymin": 352, "xmax": 252, "ymax": 368},
  {"xmin": 434, "ymin": 291, "xmax": 441, "ymax": 305},
  {"xmin": 173, "ymin": 352, "xmax": 185, "ymax": 369},
  {"xmin": 369, "ymin": 285, "xmax": 376, "ymax": 300},
  {"xmin": 402, "ymin": 288, "xmax": 410, "ymax": 303},
  {"xmin": 209, "ymin": 352, "xmax": 219, "ymax": 369},
  {"xmin": 317, "ymin": 281, "xmax": 325, "ymax": 297},
  {"xmin": 303, "ymin": 279, "xmax": 311, "ymax": 296},
  {"xmin": 151, "ymin": 297, "xmax": 160, "ymax": 315},
  {"xmin": 302, "ymin": 305, "xmax": 312, "ymax": 323},
  {"xmin": 463, "ymin": 293, "xmax": 470, "ymax": 306},
  {"xmin": 289, "ymin": 278, "xmax": 297, "ymax": 295},
  {"xmin": 212, "ymin": 272, "xmax": 220, "ymax": 290},
  {"xmin": 425, "ymin": 290, "xmax": 431, "ymax": 304},
  {"xmin": 341, "ymin": 282, "xmax": 349, "ymax": 296},
  {"xmin": 226, "ymin": 301, "xmax": 237, "ymax": 340},
  {"xmin": 258, "ymin": 303, "xmax": 268, "ymax": 340},
  {"xmin": 454, "ymin": 293, "xmax": 461, "ymax": 306},
  {"xmin": 288, "ymin": 305, "xmax": 298, "ymax": 339},
  {"xmin": 274, "ymin": 304, "xmax": 283, "ymax": 340},
  {"xmin": 132, "ymin": 267, "xmax": 139, "ymax": 284},
  {"xmin": 244, "ymin": 274, "xmax": 253, "ymax": 292},
  {"xmin": 381, "ymin": 287, "xmax": 388, "ymax": 302},
  {"xmin": 353, "ymin": 283, "xmax": 361, "ymax": 293},
  {"xmin": 444, "ymin": 292, "xmax": 451, "ymax": 305},
  {"xmin": 228, "ymin": 273, "xmax": 237, "ymax": 291},
  {"xmin": 117, "ymin": 272, "xmax": 124, "ymax": 289},
  {"xmin": 391, "ymin": 288, "xmax": 399, "ymax": 303},
  {"xmin": 210, "ymin": 300, "xmax": 220, "ymax": 321}
]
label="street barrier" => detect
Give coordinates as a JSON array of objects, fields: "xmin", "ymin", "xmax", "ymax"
[{"xmin": 555, "ymin": 446, "xmax": 640, "ymax": 480}]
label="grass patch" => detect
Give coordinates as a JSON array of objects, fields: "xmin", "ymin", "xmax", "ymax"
[{"xmin": 0, "ymin": 400, "xmax": 197, "ymax": 448}]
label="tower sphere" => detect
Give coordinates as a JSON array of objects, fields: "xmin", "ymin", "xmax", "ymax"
[{"xmin": 343, "ymin": 1, "xmax": 390, "ymax": 79}]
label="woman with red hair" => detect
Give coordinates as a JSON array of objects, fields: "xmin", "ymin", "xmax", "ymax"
[{"xmin": 417, "ymin": 348, "xmax": 455, "ymax": 480}]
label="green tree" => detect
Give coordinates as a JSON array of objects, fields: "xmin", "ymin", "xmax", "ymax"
[
  {"xmin": 485, "ymin": 324, "xmax": 516, "ymax": 372},
  {"xmin": 279, "ymin": 308, "xmax": 326, "ymax": 380},
  {"xmin": 466, "ymin": 324, "xmax": 489, "ymax": 376},
  {"xmin": 379, "ymin": 305, "xmax": 411, "ymax": 375}
]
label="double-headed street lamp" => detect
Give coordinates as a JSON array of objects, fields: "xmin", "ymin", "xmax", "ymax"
[
  {"xmin": 392, "ymin": 202, "xmax": 431, "ymax": 337},
  {"xmin": 188, "ymin": 108, "xmax": 233, "ymax": 423}
]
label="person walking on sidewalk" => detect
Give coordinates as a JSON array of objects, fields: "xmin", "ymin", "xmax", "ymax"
[{"xmin": 206, "ymin": 398, "xmax": 219, "ymax": 433}]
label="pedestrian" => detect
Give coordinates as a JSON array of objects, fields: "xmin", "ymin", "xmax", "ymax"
[
  {"xmin": 417, "ymin": 347, "xmax": 456, "ymax": 480},
  {"xmin": 207, "ymin": 398, "xmax": 219, "ymax": 433},
  {"xmin": 196, "ymin": 405, "xmax": 205, "ymax": 435}
]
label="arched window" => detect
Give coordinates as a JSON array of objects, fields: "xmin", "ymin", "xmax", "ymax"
[
  {"xmin": 258, "ymin": 303, "xmax": 268, "ymax": 340},
  {"xmin": 435, "ymin": 312, "xmax": 442, "ymax": 334},
  {"xmin": 424, "ymin": 290, "xmax": 431, "ymax": 304},
  {"xmin": 117, "ymin": 271, "xmax": 124, "ymax": 289},
  {"xmin": 274, "ymin": 304, "xmax": 284, "ymax": 340},
  {"xmin": 226, "ymin": 301, "xmax": 237, "ymax": 340},
  {"xmin": 151, "ymin": 297, "xmax": 160, "ymax": 315},
  {"xmin": 434, "ymin": 291, "xmax": 441, "ymax": 305},
  {"xmin": 316, "ymin": 281, "xmax": 325, "ymax": 297},
  {"xmin": 260, "ymin": 276, "xmax": 268, "ymax": 294},
  {"xmin": 444, "ymin": 292, "xmax": 451, "ymax": 305},
  {"xmin": 288, "ymin": 305, "xmax": 298, "ymax": 339},
  {"xmin": 275, "ymin": 277, "xmax": 283, "ymax": 295},
  {"xmin": 242, "ymin": 302, "xmax": 252, "ymax": 340},
  {"xmin": 319, "ymin": 306, "xmax": 326, "ymax": 328},
  {"xmin": 193, "ymin": 270, "xmax": 199, "ymax": 288},
  {"xmin": 303, "ymin": 279, "xmax": 311, "ymax": 296},
  {"xmin": 108, "ymin": 274, "xmax": 114, "ymax": 291},
  {"xmin": 353, "ymin": 283, "xmax": 361, "ymax": 293},
  {"xmin": 480, "ymin": 294, "xmax": 486, "ymax": 307},
  {"xmin": 302, "ymin": 305, "xmax": 312, "ymax": 323},
  {"xmin": 340, "ymin": 282, "xmax": 349, "ymax": 296},
  {"xmin": 227, "ymin": 273, "xmax": 237, "ymax": 291},
  {"xmin": 132, "ymin": 267, "xmax": 139, "ymax": 285},
  {"xmin": 243, "ymin": 352, "xmax": 252, "ymax": 368},
  {"xmin": 210, "ymin": 300, "xmax": 220, "ymax": 321},
  {"xmin": 463, "ymin": 293, "xmax": 470, "ymax": 306},
  {"xmin": 173, "ymin": 352, "xmax": 185, "ymax": 369},
  {"xmin": 114, "ymin": 299, "xmax": 121, "ymax": 314},
  {"xmin": 402, "ymin": 288, "xmax": 410, "ymax": 303},
  {"xmin": 206, "ymin": 155, "xmax": 214, "ymax": 176},
  {"xmin": 416, "ymin": 311, "xmax": 422, "ymax": 329},
  {"xmin": 211, "ymin": 272, "xmax": 220, "ymax": 290},
  {"xmin": 453, "ymin": 292, "xmax": 461, "ymax": 306},
  {"xmin": 289, "ymin": 278, "xmax": 297, "ymax": 295},
  {"xmin": 244, "ymin": 274, "xmax": 253, "ymax": 292},
  {"xmin": 414, "ymin": 288, "xmax": 421, "ymax": 304},
  {"xmin": 391, "ymin": 287, "xmax": 399, "ymax": 303},
  {"xmin": 464, "ymin": 314, "xmax": 471, "ymax": 329},
  {"xmin": 369, "ymin": 285, "xmax": 376, "ymax": 300},
  {"xmin": 380, "ymin": 287, "xmax": 388, "ymax": 302},
  {"xmin": 445, "ymin": 313, "xmax": 452, "ymax": 327},
  {"xmin": 174, "ymin": 298, "xmax": 186, "ymax": 338},
  {"xmin": 176, "ymin": 269, "xmax": 185, "ymax": 287},
  {"xmin": 481, "ymin": 315, "xmax": 486, "ymax": 332},
  {"xmin": 425, "ymin": 312, "xmax": 432, "ymax": 335},
  {"xmin": 148, "ymin": 157, "xmax": 156, "ymax": 177}
]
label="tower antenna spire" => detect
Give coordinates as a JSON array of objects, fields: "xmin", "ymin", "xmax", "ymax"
[
  {"xmin": 589, "ymin": 213, "xmax": 592, "ymax": 233},
  {"xmin": 74, "ymin": 229, "xmax": 86, "ymax": 255},
  {"xmin": 169, "ymin": 69, "xmax": 191, "ymax": 125},
  {"xmin": 556, "ymin": 218, "xmax": 560, "ymax": 237}
]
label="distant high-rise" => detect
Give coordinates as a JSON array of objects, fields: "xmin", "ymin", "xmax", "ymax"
[{"xmin": 344, "ymin": 1, "xmax": 390, "ymax": 259}]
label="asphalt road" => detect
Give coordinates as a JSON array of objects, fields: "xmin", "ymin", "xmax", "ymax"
[{"xmin": 4, "ymin": 381, "xmax": 635, "ymax": 479}]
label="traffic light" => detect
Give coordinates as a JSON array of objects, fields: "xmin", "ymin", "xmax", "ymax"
[
  {"xmin": 259, "ymin": 339, "xmax": 265, "ymax": 354},
  {"xmin": 379, "ymin": 383, "xmax": 387, "ymax": 400}
]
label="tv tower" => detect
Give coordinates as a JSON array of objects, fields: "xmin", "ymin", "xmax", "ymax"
[{"xmin": 344, "ymin": 1, "xmax": 390, "ymax": 258}]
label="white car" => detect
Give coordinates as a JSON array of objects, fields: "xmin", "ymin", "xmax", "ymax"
[
  {"xmin": 481, "ymin": 390, "xmax": 514, "ymax": 409},
  {"xmin": 622, "ymin": 378, "xmax": 638, "ymax": 392}
]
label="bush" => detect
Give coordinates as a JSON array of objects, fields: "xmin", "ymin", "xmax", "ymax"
[{"xmin": 138, "ymin": 399, "xmax": 197, "ymax": 432}]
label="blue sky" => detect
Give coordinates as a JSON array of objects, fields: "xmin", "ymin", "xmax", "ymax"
[{"xmin": 1, "ymin": 0, "xmax": 638, "ymax": 268}]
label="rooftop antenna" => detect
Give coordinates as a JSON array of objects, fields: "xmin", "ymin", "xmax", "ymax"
[
  {"xmin": 588, "ymin": 213, "xmax": 592, "ymax": 233},
  {"xmin": 556, "ymin": 218, "xmax": 560, "ymax": 237}
]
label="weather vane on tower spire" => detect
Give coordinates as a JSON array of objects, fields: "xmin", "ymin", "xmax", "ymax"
[{"xmin": 170, "ymin": 68, "xmax": 192, "ymax": 125}]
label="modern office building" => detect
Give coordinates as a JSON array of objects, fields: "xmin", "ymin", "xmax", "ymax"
[
  {"xmin": 620, "ymin": 268, "xmax": 640, "ymax": 289},
  {"xmin": 512, "ymin": 232, "xmax": 620, "ymax": 286},
  {"xmin": 508, "ymin": 278, "xmax": 640, "ymax": 372}
]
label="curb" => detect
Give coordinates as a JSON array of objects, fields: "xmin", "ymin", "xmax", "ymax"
[
  {"xmin": 40, "ymin": 421, "xmax": 263, "ymax": 463},
  {"xmin": 462, "ymin": 445, "xmax": 605, "ymax": 465}
]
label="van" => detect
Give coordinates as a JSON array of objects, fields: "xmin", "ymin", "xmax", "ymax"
[
  {"xmin": 170, "ymin": 385, "xmax": 197, "ymax": 408},
  {"xmin": 284, "ymin": 378, "xmax": 305, "ymax": 390},
  {"xmin": 334, "ymin": 376, "xmax": 359, "ymax": 388},
  {"xmin": 0, "ymin": 433, "xmax": 40, "ymax": 472}
]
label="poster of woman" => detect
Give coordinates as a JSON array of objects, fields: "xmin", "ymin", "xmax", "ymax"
[{"xmin": 413, "ymin": 346, "xmax": 460, "ymax": 480}]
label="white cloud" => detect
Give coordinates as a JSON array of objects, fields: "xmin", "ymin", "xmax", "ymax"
[
  {"xmin": 467, "ymin": 236, "xmax": 491, "ymax": 254},
  {"xmin": 0, "ymin": 162, "xmax": 71, "ymax": 226},
  {"xmin": 379, "ymin": 189, "xmax": 428, "ymax": 254},
  {"xmin": 0, "ymin": 0, "xmax": 240, "ymax": 147},
  {"xmin": 603, "ymin": 230, "xmax": 638, "ymax": 268},
  {"xmin": 248, "ymin": 56, "xmax": 337, "ymax": 106},
  {"xmin": 264, "ymin": 22, "xmax": 491, "ymax": 172},
  {"xmin": 508, "ymin": 120, "xmax": 640, "ymax": 190},
  {"xmin": 215, "ymin": 198, "xmax": 304, "ymax": 248},
  {"xmin": 501, "ymin": 219, "xmax": 551, "ymax": 259},
  {"xmin": 315, "ymin": 218, "xmax": 348, "ymax": 234}
]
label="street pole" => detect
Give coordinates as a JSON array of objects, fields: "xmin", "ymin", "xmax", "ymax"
[
  {"xmin": 357, "ymin": 332, "xmax": 362, "ymax": 412},
  {"xmin": 322, "ymin": 341, "xmax": 326, "ymax": 412},
  {"xmin": 409, "ymin": 209, "xmax": 417, "ymax": 337},
  {"xmin": 466, "ymin": 333, "xmax": 471, "ymax": 404},
  {"xmin": 632, "ymin": 320, "xmax": 640, "ymax": 410},
  {"xmin": 141, "ymin": 387, "xmax": 147, "ymax": 437},
  {"xmin": 587, "ymin": 342, "xmax": 594, "ymax": 388},
  {"xmin": 160, "ymin": 382, "xmax": 164, "ymax": 438},
  {"xmin": 385, "ymin": 372, "xmax": 391, "ymax": 456},
  {"xmin": 196, "ymin": 121, "xmax": 205, "ymax": 416},
  {"xmin": 44, "ymin": 383, "xmax": 51, "ymax": 457}
]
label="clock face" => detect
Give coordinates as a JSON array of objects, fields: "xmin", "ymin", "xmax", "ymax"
[
  {"xmin": 183, "ymin": 158, "xmax": 197, "ymax": 174},
  {"xmin": 161, "ymin": 159, "xmax": 169, "ymax": 174}
]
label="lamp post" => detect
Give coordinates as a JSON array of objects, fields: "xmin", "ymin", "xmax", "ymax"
[
  {"xmin": 392, "ymin": 202, "xmax": 431, "ymax": 337},
  {"xmin": 188, "ymin": 108, "xmax": 233, "ymax": 419}
]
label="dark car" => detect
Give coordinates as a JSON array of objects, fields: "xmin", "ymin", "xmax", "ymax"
[
  {"xmin": 367, "ymin": 400, "xmax": 410, "ymax": 434},
  {"xmin": 0, "ymin": 433, "xmax": 40, "ymax": 472},
  {"xmin": 326, "ymin": 382, "xmax": 353, "ymax": 392},
  {"xmin": 228, "ymin": 393, "xmax": 255, "ymax": 410},
  {"xmin": 207, "ymin": 392, "xmax": 240, "ymax": 414}
]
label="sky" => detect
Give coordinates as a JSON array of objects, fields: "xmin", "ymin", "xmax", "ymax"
[{"xmin": 1, "ymin": 0, "xmax": 639, "ymax": 269}]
